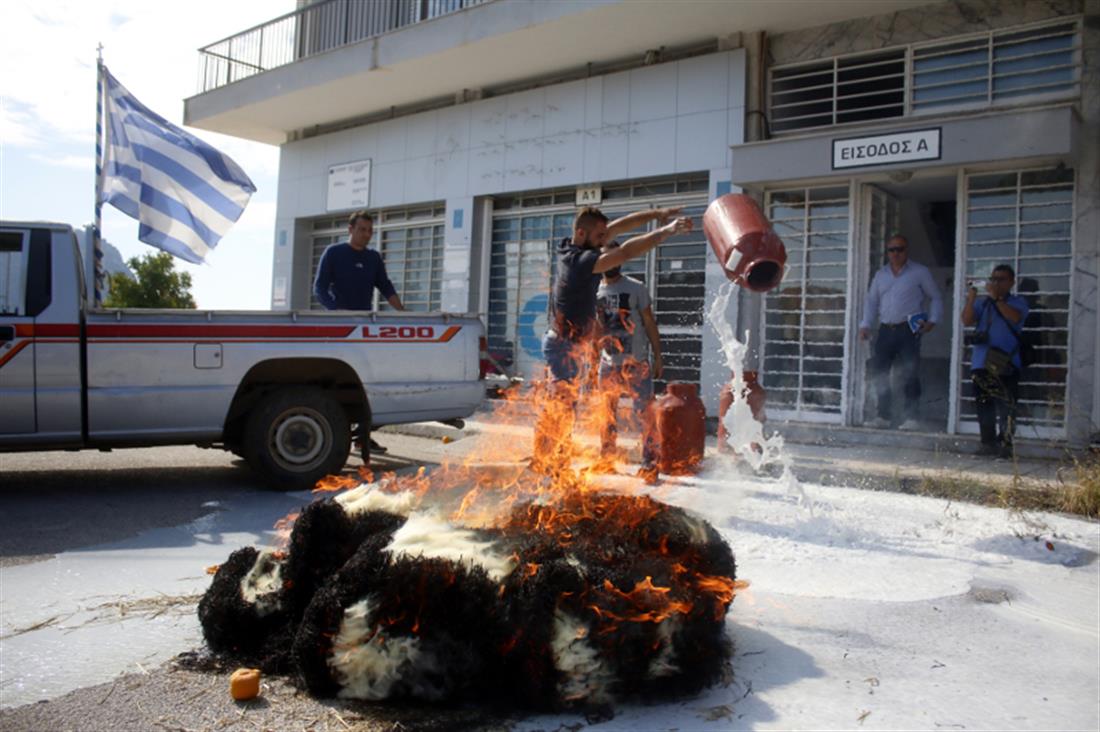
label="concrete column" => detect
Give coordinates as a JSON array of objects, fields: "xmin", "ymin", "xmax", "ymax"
[{"xmin": 1070, "ymin": 0, "xmax": 1100, "ymax": 444}]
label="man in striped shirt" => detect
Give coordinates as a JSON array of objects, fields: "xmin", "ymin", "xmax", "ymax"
[{"xmin": 858, "ymin": 234, "xmax": 944, "ymax": 430}]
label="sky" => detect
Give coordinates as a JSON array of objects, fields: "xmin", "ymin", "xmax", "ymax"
[{"xmin": 0, "ymin": 0, "xmax": 295, "ymax": 309}]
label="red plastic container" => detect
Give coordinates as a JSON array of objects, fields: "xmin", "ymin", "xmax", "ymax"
[
  {"xmin": 655, "ymin": 383, "xmax": 706, "ymax": 475},
  {"xmin": 703, "ymin": 194, "xmax": 787, "ymax": 292},
  {"xmin": 716, "ymin": 370, "xmax": 767, "ymax": 454}
]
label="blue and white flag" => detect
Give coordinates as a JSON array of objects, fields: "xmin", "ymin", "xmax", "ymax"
[{"xmin": 99, "ymin": 66, "xmax": 256, "ymax": 264}]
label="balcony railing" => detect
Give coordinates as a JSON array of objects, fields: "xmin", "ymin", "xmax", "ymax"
[{"xmin": 197, "ymin": 0, "xmax": 492, "ymax": 93}]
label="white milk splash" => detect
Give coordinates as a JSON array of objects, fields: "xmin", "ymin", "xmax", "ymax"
[{"xmin": 706, "ymin": 282, "xmax": 795, "ymax": 485}]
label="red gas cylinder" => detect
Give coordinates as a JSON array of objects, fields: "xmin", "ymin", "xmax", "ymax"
[
  {"xmin": 655, "ymin": 382, "xmax": 706, "ymax": 475},
  {"xmin": 703, "ymin": 193, "xmax": 787, "ymax": 293},
  {"xmin": 716, "ymin": 370, "xmax": 767, "ymax": 453}
]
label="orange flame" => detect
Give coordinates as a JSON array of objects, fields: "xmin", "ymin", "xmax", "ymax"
[
  {"xmin": 263, "ymin": 327, "xmax": 739, "ymax": 632},
  {"xmin": 314, "ymin": 474, "xmax": 360, "ymax": 493}
]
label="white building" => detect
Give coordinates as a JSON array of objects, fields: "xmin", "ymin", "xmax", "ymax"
[{"xmin": 185, "ymin": 0, "xmax": 1100, "ymax": 449}]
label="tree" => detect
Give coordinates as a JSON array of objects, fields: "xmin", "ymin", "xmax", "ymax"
[{"xmin": 103, "ymin": 251, "xmax": 197, "ymax": 309}]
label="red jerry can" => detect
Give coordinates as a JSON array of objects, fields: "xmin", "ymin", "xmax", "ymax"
[
  {"xmin": 716, "ymin": 370, "xmax": 767, "ymax": 453},
  {"xmin": 703, "ymin": 193, "xmax": 787, "ymax": 293},
  {"xmin": 655, "ymin": 383, "xmax": 706, "ymax": 474}
]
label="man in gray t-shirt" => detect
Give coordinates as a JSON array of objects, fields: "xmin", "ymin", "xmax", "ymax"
[{"xmin": 595, "ymin": 242, "xmax": 663, "ymax": 473}]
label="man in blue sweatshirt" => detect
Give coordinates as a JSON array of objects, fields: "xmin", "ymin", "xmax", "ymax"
[
  {"xmin": 313, "ymin": 211, "xmax": 405, "ymax": 311},
  {"xmin": 313, "ymin": 210, "xmax": 404, "ymax": 457}
]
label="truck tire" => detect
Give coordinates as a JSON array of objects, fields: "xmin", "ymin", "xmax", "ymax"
[{"xmin": 242, "ymin": 387, "xmax": 351, "ymax": 490}]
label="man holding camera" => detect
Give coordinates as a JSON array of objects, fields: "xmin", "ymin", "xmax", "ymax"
[
  {"xmin": 961, "ymin": 264, "xmax": 1029, "ymax": 458},
  {"xmin": 859, "ymin": 234, "xmax": 943, "ymax": 430}
]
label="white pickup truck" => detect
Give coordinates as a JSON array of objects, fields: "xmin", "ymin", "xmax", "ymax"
[{"xmin": 0, "ymin": 221, "xmax": 485, "ymax": 488}]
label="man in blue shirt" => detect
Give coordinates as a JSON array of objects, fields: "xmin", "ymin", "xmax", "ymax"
[
  {"xmin": 961, "ymin": 264, "xmax": 1029, "ymax": 458},
  {"xmin": 312, "ymin": 210, "xmax": 404, "ymax": 457},
  {"xmin": 858, "ymin": 234, "xmax": 944, "ymax": 430},
  {"xmin": 313, "ymin": 211, "xmax": 405, "ymax": 311}
]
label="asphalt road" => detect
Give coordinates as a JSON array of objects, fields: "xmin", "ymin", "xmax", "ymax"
[
  {"xmin": 0, "ymin": 433, "xmax": 516, "ymax": 730},
  {"xmin": 0, "ymin": 431, "xmax": 480, "ymax": 717},
  {"xmin": 0, "ymin": 432, "xmax": 439, "ymax": 568}
]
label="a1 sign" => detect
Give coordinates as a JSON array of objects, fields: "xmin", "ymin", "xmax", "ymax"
[
  {"xmin": 575, "ymin": 185, "xmax": 602, "ymax": 206},
  {"xmin": 832, "ymin": 129, "xmax": 941, "ymax": 169}
]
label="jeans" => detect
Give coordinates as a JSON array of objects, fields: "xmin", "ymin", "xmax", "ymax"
[
  {"xmin": 972, "ymin": 368, "xmax": 1020, "ymax": 447},
  {"xmin": 597, "ymin": 358, "xmax": 657, "ymax": 465},
  {"xmin": 872, "ymin": 325, "xmax": 922, "ymax": 422},
  {"xmin": 542, "ymin": 331, "xmax": 581, "ymax": 383}
]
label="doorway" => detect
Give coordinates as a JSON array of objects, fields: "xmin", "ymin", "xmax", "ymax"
[{"xmin": 855, "ymin": 175, "xmax": 957, "ymax": 432}]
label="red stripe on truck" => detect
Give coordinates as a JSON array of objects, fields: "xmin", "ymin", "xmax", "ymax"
[
  {"xmin": 13, "ymin": 324, "xmax": 81, "ymax": 337},
  {"xmin": 0, "ymin": 340, "xmax": 31, "ymax": 369},
  {"xmin": 85, "ymin": 324, "xmax": 357, "ymax": 339}
]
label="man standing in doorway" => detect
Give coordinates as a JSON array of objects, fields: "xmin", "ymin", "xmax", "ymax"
[
  {"xmin": 312, "ymin": 210, "xmax": 405, "ymax": 457},
  {"xmin": 859, "ymin": 233, "xmax": 943, "ymax": 430},
  {"xmin": 595, "ymin": 240, "xmax": 663, "ymax": 479},
  {"xmin": 313, "ymin": 210, "xmax": 405, "ymax": 311}
]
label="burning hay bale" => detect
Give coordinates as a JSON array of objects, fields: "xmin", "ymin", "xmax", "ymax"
[
  {"xmin": 199, "ymin": 485, "xmax": 413, "ymax": 668},
  {"xmin": 496, "ymin": 494, "xmax": 737, "ymax": 707},
  {"xmin": 198, "ymin": 546, "xmax": 294, "ymax": 664},
  {"xmin": 199, "ymin": 484, "xmax": 737, "ymax": 712}
]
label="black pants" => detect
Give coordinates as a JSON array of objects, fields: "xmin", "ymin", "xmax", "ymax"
[
  {"xmin": 972, "ymin": 368, "xmax": 1020, "ymax": 446},
  {"xmin": 873, "ymin": 325, "xmax": 921, "ymax": 422}
]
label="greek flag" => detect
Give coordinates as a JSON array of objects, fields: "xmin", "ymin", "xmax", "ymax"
[{"xmin": 98, "ymin": 66, "xmax": 255, "ymax": 264}]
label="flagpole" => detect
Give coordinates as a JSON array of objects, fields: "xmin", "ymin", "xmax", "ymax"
[{"xmin": 94, "ymin": 44, "xmax": 105, "ymax": 307}]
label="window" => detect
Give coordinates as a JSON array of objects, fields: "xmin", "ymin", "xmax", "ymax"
[
  {"xmin": 960, "ymin": 166, "xmax": 1073, "ymax": 436},
  {"xmin": 0, "ymin": 231, "xmax": 27, "ymax": 316},
  {"xmin": 769, "ymin": 19, "xmax": 1081, "ymax": 134},
  {"xmin": 762, "ymin": 187, "xmax": 851, "ymax": 419},
  {"xmin": 308, "ymin": 204, "xmax": 446, "ymax": 311},
  {"xmin": 912, "ymin": 22, "xmax": 1079, "ymax": 112},
  {"xmin": 379, "ymin": 223, "xmax": 444, "ymax": 311},
  {"xmin": 652, "ymin": 204, "xmax": 707, "ymax": 388},
  {"xmin": 487, "ymin": 174, "xmax": 709, "ymax": 381},
  {"xmin": 488, "ymin": 210, "xmax": 572, "ymax": 377},
  {"xmin": 771, "ymin": 50, "xmax": 906, "ymax": 134}
]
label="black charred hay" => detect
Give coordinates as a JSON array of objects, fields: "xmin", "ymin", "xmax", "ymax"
[{"xmin": 199, "ymin": 487, "xmax": 736, "ymax": 712}]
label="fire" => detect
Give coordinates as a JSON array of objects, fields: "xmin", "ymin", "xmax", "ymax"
[
  {"xmin": 204, "ymin": 328, "xmax": 741, "ymax": 711},
  {"xmin": 314, "ymin": 474, "xmax": 359, "ymax": 493}
]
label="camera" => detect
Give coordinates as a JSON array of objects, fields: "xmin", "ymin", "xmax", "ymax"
[
  {"xmin": 965, "ymin": 330, "xmax": 988, "ymax": 346},
  {"xmin": 967, "ymin": 280, "xmax": 982, "ymax": 290}
]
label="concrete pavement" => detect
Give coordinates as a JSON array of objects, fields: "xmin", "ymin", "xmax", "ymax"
[{"xmin": 380, "ymin": 404, "xmax": 1081, "ymax": 503}]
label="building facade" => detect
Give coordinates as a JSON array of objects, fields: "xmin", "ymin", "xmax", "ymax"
[{"xmin": 185, "ymin": 0, "xmax": 1099, "ymax": 447}]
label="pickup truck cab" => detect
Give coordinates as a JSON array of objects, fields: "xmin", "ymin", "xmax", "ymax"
[{"xmin": 0, "ymin": 221, "xmax": 485, "ymax": 488}]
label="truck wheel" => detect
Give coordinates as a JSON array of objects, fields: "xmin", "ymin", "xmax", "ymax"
[{"xmin": 243, "ymin": 387, "xmax": 351, "ymax": 490}]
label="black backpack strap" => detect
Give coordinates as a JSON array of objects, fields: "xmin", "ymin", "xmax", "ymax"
[{"xmin": 988, "ymin": 298, "xmax": 1024, "ymax": 357}]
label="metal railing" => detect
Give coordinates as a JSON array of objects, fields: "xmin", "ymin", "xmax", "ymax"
[{"xmin": 197, "ymin": 0, "xmax": 492, "ymax": 93}]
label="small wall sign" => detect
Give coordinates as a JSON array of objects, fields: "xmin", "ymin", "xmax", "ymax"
[
  {"xmin": 327, "ymin": 159, "xmax": 371, "ymax": 211},
  {"xmin": 832, "ymin": 129, "xmax": 941, "ymax": 170},
  {"xmin": 575, "ymin": 185, "xmax": 602, "ymax": 206}
]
